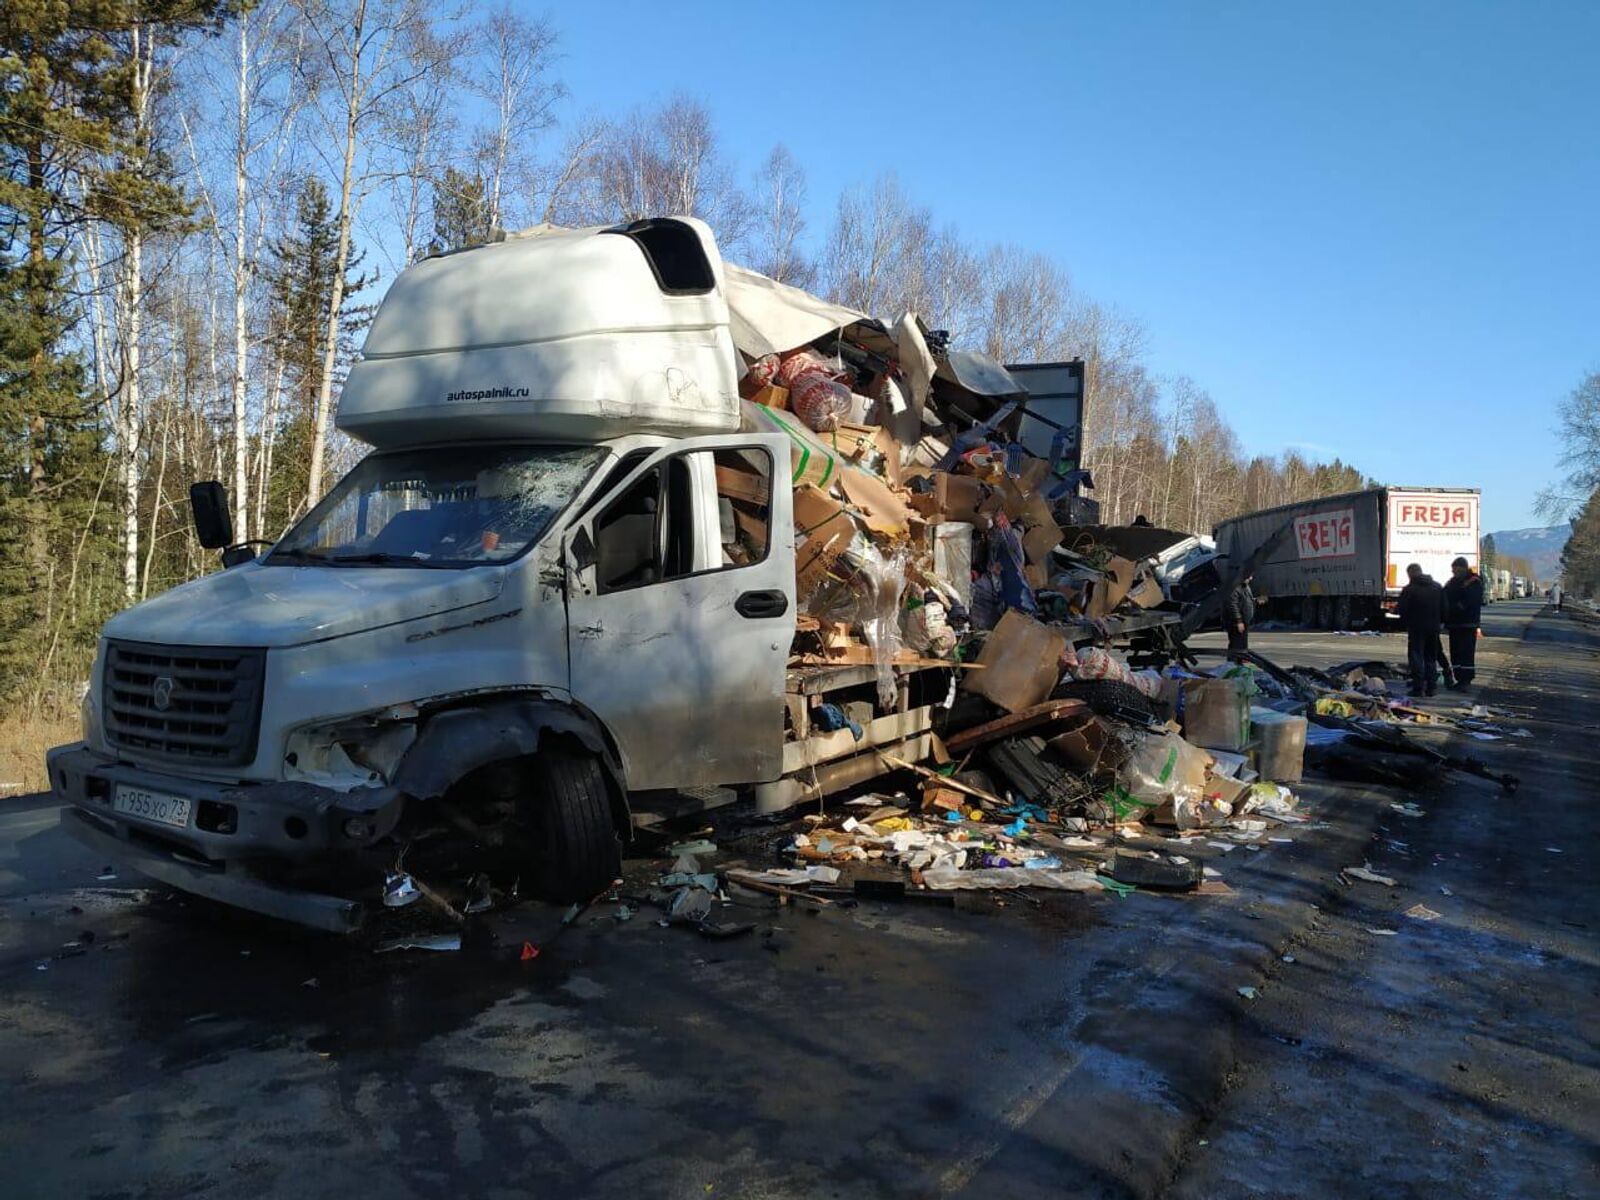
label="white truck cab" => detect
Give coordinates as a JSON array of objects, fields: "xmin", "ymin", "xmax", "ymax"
[{"xmin": 49, "ymin": 219, "xmax": 829, "ymax": 932}]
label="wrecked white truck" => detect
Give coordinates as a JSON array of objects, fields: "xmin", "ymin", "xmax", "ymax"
[{"xmin": 49, "ymin": 218, "xmax": 961, "ymax": 932}]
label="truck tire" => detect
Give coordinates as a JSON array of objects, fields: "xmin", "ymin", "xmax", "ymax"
[
  {"xmin": 1332, "ymin": 595, "xmax": 1353, "ymax": 631},
  {"xmin": 1050, "ymin": 678, "xmax": 1157, "ymax": 721},
  {"xmin": 522, "ymin": 750, "xmax": 622, "ymax": 902},
  {"xmin": 1315, "ymin": 596, "xmax": 1335, "ymax": 630},
  {"xmin": 1298, "ymin": 598, "xmax": 1316, "ymax": 629}
]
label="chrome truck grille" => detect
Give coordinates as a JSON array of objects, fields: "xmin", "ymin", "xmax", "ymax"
[{"xmin": 103, "ymin": 641, "xmax": 267, "ymax": 767}]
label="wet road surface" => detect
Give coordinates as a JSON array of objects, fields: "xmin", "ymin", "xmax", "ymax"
[{"xmin": 0, "ymin": 601, "xmax": 1593, "ymax": 1198}]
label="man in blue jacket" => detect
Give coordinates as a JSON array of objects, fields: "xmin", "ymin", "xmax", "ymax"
[
  {"xmin": 1443, "ymin": 556, "xmax": 1485, "ymax": 688},
  {"xmin": 1397, "ymin": 563, "xmax": 1444, "ymax": 696}
]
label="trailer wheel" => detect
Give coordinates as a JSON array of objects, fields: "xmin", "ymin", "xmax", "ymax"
[
  {"xmin": 1332, "ymin": 595, "xmax": 1353, "ymax": 631},
  {"xmin": 521, "ymin": 749, "xmax": 622, "ymax": 902}
]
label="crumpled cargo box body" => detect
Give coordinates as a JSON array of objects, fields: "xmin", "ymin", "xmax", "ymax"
[{"xmin": 337, "ymin": 218, "xmax": 741, "ymax": 447}]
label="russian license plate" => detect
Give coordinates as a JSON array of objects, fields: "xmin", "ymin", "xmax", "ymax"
[{"xmin": 113, "ymin": 786, "xmax": 192, "ymax": 829}]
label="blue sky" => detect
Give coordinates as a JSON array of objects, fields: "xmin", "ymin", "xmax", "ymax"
[{"xmin": 530, "ymin": 0, "xmax": 1598, "ymax": 531}]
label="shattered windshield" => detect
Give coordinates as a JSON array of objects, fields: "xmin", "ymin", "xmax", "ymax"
[{"xmin": 267, "ymin": 445, "xmax": 605, "ymax": 568}]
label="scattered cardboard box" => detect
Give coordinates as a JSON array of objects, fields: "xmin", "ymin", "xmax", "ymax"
[
  {"xmin": 834, "ymin": 422, "xmax": 903, "ymax": 486},
  {"xmin": 839, "ymin": 468, "xmax": 912, "ymax": 539},
  {"xmin": 744, "ymin": 401, "xmax": 840, "ymax": 489},
  {"xmin": 1181, "ymin": 677, "xmax": 1253, "ymax": 752},
  {"xmin": 921, "ymin": 473, "xmax": 1002, "ymax": 531},
  {"xmin": 967, "ymin": 610, "xmax": 1068, "ymax": 714},
  {"xmin": 1125, "ymin": 569, "xmax": 1165, "ymax": 609},
  {"xmin": 1087, "ymin": 555, "xmax": 1138, "ymax": 619},
  {"xmin": 749, "ymin": 384, "xmax": 789, "ymax": 410},
  {"xmin": 714, "ymin": 463, "xmax": 770, "ymax": 506},
  {"xmin": 794, "ymin": 486, "xmax": 856, "ymax": 597},
  {"xmin": 1046, "ymin": 713, "xmax": 1129, "ymax": 778}
]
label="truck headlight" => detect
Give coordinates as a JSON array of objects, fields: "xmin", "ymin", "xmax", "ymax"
[
  {"xmin": 283, "ymin": 710, "xmax": 417, "ymax": 791},
  {"xmin": 80, "ymin": 682, "xmax": 102, "ymax": 749}
]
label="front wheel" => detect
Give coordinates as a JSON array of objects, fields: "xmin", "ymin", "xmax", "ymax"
[{"xmin": 521, "ymin": 750, "xmax": 622, "ymax": 901}]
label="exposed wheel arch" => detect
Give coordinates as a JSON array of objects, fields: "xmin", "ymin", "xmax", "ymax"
[{"xmin": 393, "ymin": 698, "xmax": 632, "ymax": 839}]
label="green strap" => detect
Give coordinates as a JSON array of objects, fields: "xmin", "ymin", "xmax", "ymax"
[
  {"xmin": 760, "ymin": 408, "xmax": 835, "ymax": 487},
  {"xmin": 1157, "ymin": 746, "xmax": 1179, "ymax": 784}
]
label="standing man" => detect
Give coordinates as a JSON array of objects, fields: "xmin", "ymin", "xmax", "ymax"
[
  {"xmin": 1442, "ymin": 556, "xmax": 1484, "ymax": 689},
  {"xmin": 1397, "ymin": 563, "xmax": 1444, "ymax": 696},
  {"xmin": 1225, "ymin": 573, "xmax": 1255, "ymax": 662}
]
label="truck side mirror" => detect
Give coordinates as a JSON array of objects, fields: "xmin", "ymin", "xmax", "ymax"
[
  {"xmin": 189, "ymin": 481, "xmax": 234, "ymax": 550},
  {"xmin": 569, "ymin": 526, "xmax": 596, "ymax": 572}
]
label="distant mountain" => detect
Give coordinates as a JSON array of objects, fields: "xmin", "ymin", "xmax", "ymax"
[{"xmin": 1487, "ymin": 525, "xmax": 1568, "ymax": 581}]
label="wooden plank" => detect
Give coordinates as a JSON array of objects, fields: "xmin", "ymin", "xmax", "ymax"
[
  {"xmin": 943, "ymin": 699, "xmax": 1090, "ymax": 754},
  {"xmin": 875, "ymin": 751, "xmax": 1008, "ymax": 808},
  {"xmin": 782, "ymin": 706, "xmax": 935, "ymax": 774}
]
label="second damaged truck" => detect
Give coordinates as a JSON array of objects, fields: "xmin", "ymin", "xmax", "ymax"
[{"xmin": 48, "ymin": 219, "xmax": 957, "ymax": 932}]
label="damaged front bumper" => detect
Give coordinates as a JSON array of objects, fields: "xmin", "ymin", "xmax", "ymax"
[{"xmin": 48, "ymin": 743, "xmax": 406, "ymax": 934}]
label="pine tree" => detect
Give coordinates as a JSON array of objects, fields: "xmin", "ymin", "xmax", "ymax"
[
  {"xmin": 1560, "ymin": 491, "xmax": 1600, "ymax": 597},
  {"xmin": 430, "ymin": 165, "xmax": 493, "ymax": 252},
  {"xmin": 261, "ymin": 175, "xmax": 371, "ymax": 534},
  {"xmin": 0, "ymin": 1, "xmax": 229, "ymax": 698}
]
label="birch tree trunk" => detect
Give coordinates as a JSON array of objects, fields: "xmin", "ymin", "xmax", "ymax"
[
  {"xmin": 306, "ymin": 0, "xmax": 366, "ymax": 506},
  {"xmin": 119, "ymin": 22, "xmax": 153, "ymax": 603},
  {"xmin": 120, "ymin": 228, "xmax": 144, "ymax": 602},
  {"xmin": 256, "ymin": 348, "xmax": 286, "ymax": 539},
  {"xmin": 230, "ymin": 17, "xmax": 251, "ymax": 533}
]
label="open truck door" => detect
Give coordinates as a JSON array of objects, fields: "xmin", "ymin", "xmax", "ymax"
[{"xmin": 562, "ymin": 433, "xmax": 795, "ymax": 791}]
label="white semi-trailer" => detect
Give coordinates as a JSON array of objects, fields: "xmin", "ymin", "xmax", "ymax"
[{"xmin": 1214, "ymin": 486, "xmax": 1481, "ymax": 629}]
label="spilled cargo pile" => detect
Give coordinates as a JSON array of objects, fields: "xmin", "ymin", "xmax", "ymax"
[
  {"xmin": 720, "ymin": 267, "xmax": 1183, "ymax": 705},
  {"xmin": 639, "ymin": 655, "xmax": 1317, "ymax": 918},
  {"xmin": 682, "ymin": 264, "xmax": 1320, "ymax": 899}
]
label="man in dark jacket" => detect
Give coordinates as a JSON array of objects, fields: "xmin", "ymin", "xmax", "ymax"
[
  {"xmin": 1442, "ymin": 556, "xmax": 1485, "ymax": 688},
  {"xmin": 1397, "ymin": 563, "xmax": 1444, "ymax": 696},
  {"xmin": 1225, "ymin": 574, "xmax": 1255, "ymax": 661}
]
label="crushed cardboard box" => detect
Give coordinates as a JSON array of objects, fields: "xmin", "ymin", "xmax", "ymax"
[{"xmin": 967, "ymin": 610, "xmax": 1068, "ymax": 714}]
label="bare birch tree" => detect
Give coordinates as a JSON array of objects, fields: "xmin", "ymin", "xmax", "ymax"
[
  {"xmin": 975, "ymin": 246, "xmax": 1070, "ymax": 363},
  {"xmin": 469, "ymin": 4, "xmax": 562, "ymax": 236},
  {"xmin": 179, "ymin": 1, "xmax": 307, "ymax": 537},
  {"xmin": 822, "ymin": 174, "xmax": 930, "ymax": 316},
  {"xmin": 750, "ymin": 145, "xmax": 812, "ymax": 286},
  {"xmin": 295, "ymin": 0, "xmax": 448, "ymax": 505},
  {"xmin": 575, "ymin": 96, "xmax": 751, "ymax": 251}
]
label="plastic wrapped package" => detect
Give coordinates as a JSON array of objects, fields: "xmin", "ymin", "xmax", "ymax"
[
  {"xmin": 903, "ymin": 590, "xmax": 957, "ymax": 658},
  {"xmin": 776, "ymin": 347, "xmax": 846, "ymax": 388},
  {"xmin": 1251, "ymin": 709, "xmax": 1307, "ymax": 782},
  {"xmin": 1181, "ymin": 675, "xmax": 1255, "ymax": 751},
  {"xmin": 790, "ymin": 371, "xmax": 851, "ymax": 432},
  {"xmin": 931, "ymin": 521, "xmax": 974, "ymax": 608},
  {"xmin": 800, "ymin": 535, "xmax": 908, "ymax": 709},
  {"xmin": 1131, "ymin": 668, "xmax": 1164, "ymax": 699},
  {"xmin": 859, "ymin": 546, "xmax": 910, "ymax": 708},
  {"xmin": 745, "ymin": 352, "xmax": 780, "ymax": 389},
  {"xmin": 1109, "ymin": 729, "xmax": 1212, "ymax": 824},
  {"xmin": 1074, "ymin": 645, "xmax": 1136, "ymax": 685}
]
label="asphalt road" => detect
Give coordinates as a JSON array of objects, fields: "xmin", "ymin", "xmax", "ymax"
[{"xmin": 0, "ymin": 600, "xmax": 1593, "ymax": 1199}]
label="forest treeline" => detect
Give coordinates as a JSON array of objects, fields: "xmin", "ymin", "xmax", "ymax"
[{"xmin": 1, "ymin": 1, "xmax": 1370, "ymax": 711}]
